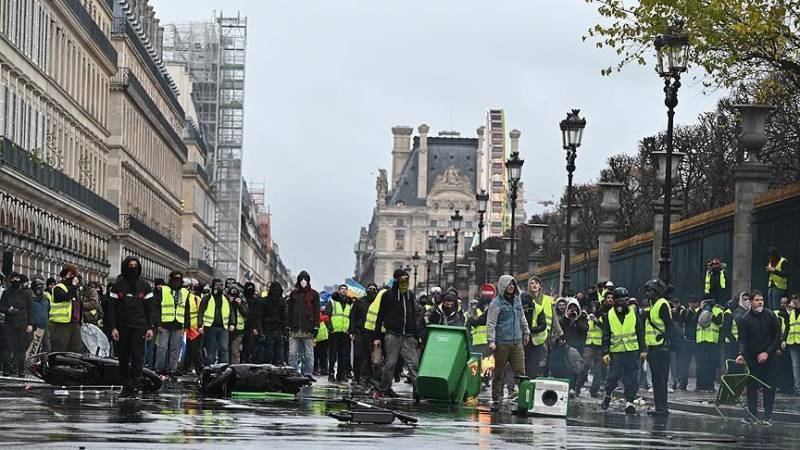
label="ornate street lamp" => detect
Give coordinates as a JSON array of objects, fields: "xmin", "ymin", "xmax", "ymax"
[
  {"xmin": 450, "ymin": 210, "xmax": 463, "ymax": 289},
  {"xmin": 559, "ymin": 108, "xmax": 586, "ymax": 296},
  {"xmin": 435, "ymin": 234, "xmax": 448, "ymax": 287},
  {"xmin": 475, "ymin": 190, "xmax": 490, "ymax": 284},
  {"xmin": 411, "ymin": 250, "xmax": 421, "ymax": 292},
  {"xmin": 654, "ymin": 21, "xmax": 690, "ymax": 285},
  {"xmin": 506, "ymin": 152, "xmax": 524, "ymax": 275},
  {"xmin": 425, "ymin": 246, "xmax": 434, "ymax": 296}
]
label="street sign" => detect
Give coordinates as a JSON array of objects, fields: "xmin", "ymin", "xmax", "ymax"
[{"xmin": 479, "ymin": 283, "xmax": 496, "ymax": 299}]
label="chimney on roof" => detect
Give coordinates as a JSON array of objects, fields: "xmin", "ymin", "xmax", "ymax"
[
  {"xmin": 417, "ymin": 124, "xmax": 430, "ymax": 200},
  {"xmin": 391, "ymin": 126, "xmax": 413, "ymax": 191}
]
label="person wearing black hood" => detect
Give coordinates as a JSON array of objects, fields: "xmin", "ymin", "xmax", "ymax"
[
  {"xmin": 373, "ymin": 269, "xmax": 419, "ymax": 400},
  {"xmin": 736, "ymin": 290, "xmax": 782, "ymax": 423},
  {"xmin": 49, "ymin": 265, "xmax": 83, "ymax": 353},
  {"xmin": 287, "ymin": 271, "xmax": 320, "ymax": 378},
  {"xmin": 428, "ymin": 291, "xmax": 466, "ymax": 327},
  {"xmin": 351, "ymin": 282, "xmax": 377, "ymax": 387},
  {"xmin": 242, "ymin": 282, "xmax": 261, "ymax": 363},
  {"xmin": 199, "ymin": 278, "xmax": 234, "ymax": 365},
  {"xmin": 0, "ymin": 272, "xmax": 33, "ymax": 376},
  {"xmin": 259, "ymin": 281, "xmax": 286, "ymax": 365},
  {"xmin": 108, "ymin": 256, "xmax": 156, "ymax": 398}
]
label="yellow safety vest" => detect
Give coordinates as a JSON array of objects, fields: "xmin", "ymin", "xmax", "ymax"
[
  {"xmin": 330, "ymin": 300, "xmax": 352, "ymax": 333},
  {"xmin": 723, "ymin": 309, "xmax": 739, "ymax": 343},
  {"xmin": 768, "ymin": 257, "xmax": 788, "ymax": 290},
  {"xmin": 531, "ymin": 295, "xmax": 554, "ymax": 346},
  {"xmin": 608, "ymin": 308, "xmax": 639, "ymax": 353},
  {"xmin": 160, "ymin": 286, "xmax": 188, "ymax": 325},
  {"xmin": 234, "ymin": 301, "xmax": 246, "ymax": 332},
  {"xmin": 187, "ymin": 293, "xmax": 201, "ymax": 329},
  {"xmin": 704, "ymin": 270, "xmax": 726, "ymax": 294},
  {"xmin": 49, "ymin": 283, "xmax": 73, "ymax": 324},
  {"xmin": 471, "ymin": 308, "xmax": 487, "ymax": 346},
  {"xmin": 203, "ymin": 295, "xmax": 230, "ymax": 328},
  {"xmin": 316, "ymin": 323, "xmax": 329, "ymax": 342},
  {"xmin": 44, "ymin": 291, "xmax": 53, "ymax": 303},
  {"xmin": 585, "ymin": 316, "xmax": 603, "ymax": 347},
  {"xmin": 645, "ymin": 298, "xmax": 672, "ymax": 347},
  {"xmin": 364, "ymin": 289, "xmax": 386, "ymax": 333},
  {"xmin": 696, "ymin": 306, "xmax": 723, "ymax": 344},
  {"xmin": 787, "ymin": 311, "xmax": 800, "ymax": 346}
]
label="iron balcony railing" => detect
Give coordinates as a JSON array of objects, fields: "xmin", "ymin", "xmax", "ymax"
[
  {"xmin": 191, "ymin": 258, "xmax": 214, "ymax": 276},
  {"xmin": 111, "ymin": 17, "xmax": 184, "ymax": 119},
  {"xmin": 115, "ymin": 68, "xmax": 188, "ymax": 158},
  {"xmin": 0, "ymin": 137, "xmax": 118, "ymax": 222},
  {"xmin": 62, "ymin": 0, "xmax": 117, "ymax": 66},
  {"xmin": 120, "ymin": 214, "xmax": 190, "ymax": 262}
]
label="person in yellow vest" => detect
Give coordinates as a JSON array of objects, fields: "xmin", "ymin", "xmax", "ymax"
[
  {"xmin": 44, "ymin": 277, "xmax": 56, "ymax": 303},
  {"xmin": 704, "ymin": 259, "xmax": 727, "ymax": 301},
  {"xmin": 227, "ymin": 283, "xmax": 249, "ymax": 364},
  {"xmin": 155, "ymin": 271, "xmax": 189, "ymax": 377},
  {"xmin": 351, "ymin": 282, "xmax": 378, "ymax": 387},
  {"xmin": 522, "ymin": 276, "xmax": 560, "ymax": 378},
  {"xmin": 786, "ymin": 293, "xmax": 800, "ymax": 396},
  {"xmin": 325, "ymin": 284, "xmax": 353, "ymax": 382},
  {"xmin": 364, "ymin": 287, "xmax": 387, "ymax": 384},
  {"xmin": 720, "ymin": 297, "xmax": 741, "ymax": 373},
  {"xmin": 467, "ymin": 298, "xmax": 489, "ymax": 356},
  {"xmin": 600, "ymin": 287, "xmax": 646, "ymax": 414},
  {"xmin": 695, "ymin": 293, "xmax": 724, "ymax": 391},
  {"xmin": 198, "ymin": 278, "xmax": 234, "ymax": 365},
  {"xmin": 49, "ymin": 265, "xmax": 83, "ymax": 353},
  {"xmin": 643, "ymin": 278, "xmax": 674, "ymax": 416},
  {"xmin": 579, "ymin": 300, "xmax": 605, "ymax": 398},
  {"xmin": 183, "ymin": 279, "xmax": 205, "ymax": 375},
  {"xmin": 766, "ymin": 247, "xmax": 789, "ymax": 311},
  {"xmin": 314, "ymin": 308, "xmax": 329, "ymax": 378}
]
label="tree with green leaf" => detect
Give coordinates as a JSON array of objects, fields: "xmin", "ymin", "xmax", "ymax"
[{"xmin": 585, "ymin": 0, "xmax": 800, "ymax": 89}]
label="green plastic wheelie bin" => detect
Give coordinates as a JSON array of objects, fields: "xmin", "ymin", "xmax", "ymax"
[{"xmin": 417, "ymin": 325, "xmax": 471, "ymax": 403}]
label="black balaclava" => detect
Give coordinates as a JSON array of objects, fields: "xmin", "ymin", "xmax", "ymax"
[
  {"xmin": 121, "ymin": 256, "xmax": 142, "ymax": 283},
  {"xmin": 267, "ymin": 281, "xmax": 283, "ymax": 300},
  {"xmin": 9, "ymin": 272, "xmax": 22, "ymax": 290},
  {"xmin": 211, "ymin": 278, "xmax": 224, "ymax": 296},
  {"xmin": 168, "ymin": 271, "xmax": 183, "ymax": 290},
  {"xmin": 243, "ymin": 282, "xmax": 256, "ymax": 298}
]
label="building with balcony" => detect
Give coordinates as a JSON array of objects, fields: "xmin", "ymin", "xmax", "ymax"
[{"xmin": 0, "ymin": 0, "xmax": 119, "ymax": 281}]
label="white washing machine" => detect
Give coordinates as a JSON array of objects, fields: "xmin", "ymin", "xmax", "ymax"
[{"xmin": 529, "ymin": 378, "xmax": 569, "ymax": 417}]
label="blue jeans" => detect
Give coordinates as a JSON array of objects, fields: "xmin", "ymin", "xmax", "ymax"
[
  {"xmin": 204, "ymin": 327, "xmax": 229, "ymax": 365},
  {"xmin": 790, "ymin": 346, "xmax": 800, "ymax": 394},
  {"xmin": 288, "ymin": 336, "xmax": 314, "ymax": 376},
  {"xmin": 768, "ymin": 287, "xmax": 785, "ymax": 311}
]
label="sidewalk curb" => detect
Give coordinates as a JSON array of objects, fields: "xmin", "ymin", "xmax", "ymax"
[{"xmin": 638, "ymin": 394, "xmax": 800, "ymax": 423}]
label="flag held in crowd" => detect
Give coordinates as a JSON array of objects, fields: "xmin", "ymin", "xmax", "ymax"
[{"xmin": 345, "ymin": 278, "xmax": 366, "ymax": 299}]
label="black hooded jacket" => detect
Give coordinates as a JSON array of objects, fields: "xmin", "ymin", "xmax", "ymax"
[
  {"xmin": 108, "ymin": 256, "xmax": 155, "ymax": 330},
  {"xmin": 261, "ymin": 282, "xmax": 286, "ymax": 333},
  {"xmin": 374, "ymin": 282, "xmax": 418, "ymax": 338},
  {"xmin": 286, "ymin": 271, "xmax": 320, "ymax": 334},
  {"xmin": 351, "ymin": 289, "xmax": 377, "ymax": 333}
]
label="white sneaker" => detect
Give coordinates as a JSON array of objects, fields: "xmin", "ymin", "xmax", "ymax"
[
  {"xmin": 648, "ymin": 387, "xmax": 653, "ymax": 393},
  {"xmin": 668, "ymin": 387, "xmax": 675, "ymax": 393}
]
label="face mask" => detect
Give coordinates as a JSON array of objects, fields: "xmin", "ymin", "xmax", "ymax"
[
  {"xmin": 398, "ymin": 278, "xmax": 409, "ymax": 293},
  {"xmin": 10, "ymin": 280, "xmax": 21, "ymax": 289},
  {"xmin": 244, "ymin": 287, "xmax": 255, "ymax": 296},
  {"xmin": 170, "ymin": 279, "xmax": 182, "ymax": 290},
  {"xmin": 300, "ymin": 279, "xmax": 308, "ymax": 288},
  {"xmin": 124, "ymin": 265, "xmax": 139, "ymax": 279}
]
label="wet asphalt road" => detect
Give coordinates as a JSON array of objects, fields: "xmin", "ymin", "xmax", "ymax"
[{"xmin": 0, "ymin": 380, "xmax": 796, "ymax": 449}]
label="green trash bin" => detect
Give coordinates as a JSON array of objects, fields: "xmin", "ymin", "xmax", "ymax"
[
  {"xmin": 465, "ymin": 353, "xmax": 482, "ymax": 399},
  {"xmin": 417, "ymin": 325, "xmax": 470, "ymax": 402}
]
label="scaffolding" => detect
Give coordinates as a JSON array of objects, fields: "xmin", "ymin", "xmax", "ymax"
[{"xmin": 161, "ymin": 13, "xmax": 247, "ymax": 279}]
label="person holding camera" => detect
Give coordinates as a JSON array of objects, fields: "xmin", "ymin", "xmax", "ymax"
[{"xmin": 695, "ymin": 293, "xmax": 724, "ymax": 391}]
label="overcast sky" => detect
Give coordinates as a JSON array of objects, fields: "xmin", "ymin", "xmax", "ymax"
[{"xmin": 151, "ymin": 0, "xmax": 723, "ymax": 289}]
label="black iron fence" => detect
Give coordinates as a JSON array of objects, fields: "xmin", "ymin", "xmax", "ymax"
[
  {"xmin": 120, "ymin": 214, "xmax": 190, "ymax": 262},
  {"xmin": 63, "ymin": 0, "xmax": 117, "ymax": 66}
]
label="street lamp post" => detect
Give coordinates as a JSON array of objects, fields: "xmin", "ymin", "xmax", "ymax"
[
  {"xmin": 475, "ymin": 190, "xmax": 489, "ymax": 284},
  {"xmin": 450, "ymin": 210, "xmax": 463, "ymax": 290},
  {"xmin": 506, "ymin": 152, "xmax": 524, "ymax": 275},
  {"xmin": 425, "ymin": 246, "xmax": 434, "ymax": 295},
  {"xmin": 559, "ymin": 109, "xmax": 586, "ymax": 297},
  {"xmin": 435, "ymin": 234, "xmax": 448, "ymax": 287},
  {"xmin": 654, "ymin": 22, "xmax": 690, "ymax": 285},
  {"xmin": 411, "ymin": 251, "xmax": 421, "ymax": 292}
]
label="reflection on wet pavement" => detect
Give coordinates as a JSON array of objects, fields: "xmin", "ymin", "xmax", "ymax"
[{"xmin": 0, "ymin": 382, "xmax": 796, "ymax": 449}]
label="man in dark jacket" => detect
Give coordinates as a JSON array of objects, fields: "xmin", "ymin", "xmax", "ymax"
[
  {"xmin": 228, "ymin": 283, "xmax": 249, "ymax": 364},
  {"xmin": 350, "ymin": 282, "xmax": 377, "ymax": 387},
  {"xmin": 260, "ymin": 281, "xmax": 286, "ymax": 365},
  {"xmin": 199, "ymin": 278, "xmax": 233, "ymax": 365},
  {"xmin": 428, "ymin": 291, "xmax": 466, "ymax": 327},
  {"xmin": 286, "ymin": 271, "xmax": 320, "ymax": 378},
  {"xmin": 242, "ymin": 282, "xmax": 261, "ymax": 363},
  {"xmin": 30, "ymin": 278, "xmax": 51, "ymax": 354},
  {"xmin": 0, "ymin": 272, "xmax": 33, "ymax": 376},
  {"xmin": 374, "ymin": 269, "xmax": 419, "ymax": 400},
  {"xmin": 560, "ymin": 298, "xmax": 589, "ymax": 354},
  {"xmin": 108, "ymin": 256, "xmax": 156, "ymax": 398},
  {"xmin": 736, "ymin": 290, "xmax": 782, "ymax": 423},
  {"xmin": 325, "ymin": 284, "xmax": 353, "ymax": 382}
]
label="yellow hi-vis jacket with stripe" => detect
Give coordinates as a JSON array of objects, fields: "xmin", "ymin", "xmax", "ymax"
[
  {"xmin": 608, "ymin": 307, "xmax": 639, "ymax": 353},
  {"xmin": 364, "ymin": 289, "xmax": 387, "ymax": 333},
  {"xmin": 160, "ymin": 286, "xmax": 188, "ymax": 325},
  {"xmin": 49, "ymin": 283, "xmax": 73, "ymax": 323}
]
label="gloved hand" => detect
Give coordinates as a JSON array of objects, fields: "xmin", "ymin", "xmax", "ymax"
[
  {"xmin": 602, "ymin": 354, "xmax": 611, "ymax": 366},
  {"xmin": 655, "ymin": 334, "xmax": 664, "ymax": 342},
  {"xmin": 640, "ymin": 352, "xmax": 648, "ymax": 362}
]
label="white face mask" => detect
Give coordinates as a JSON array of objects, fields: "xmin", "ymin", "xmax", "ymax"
[{"xmin": 300, "ymin": 279, "xmax": 308, "ymax": 288}]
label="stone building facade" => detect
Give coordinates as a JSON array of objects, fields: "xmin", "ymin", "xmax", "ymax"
[{"xmin": 355, "ymin": 114, "xmax": 525, "ymax": 290}]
